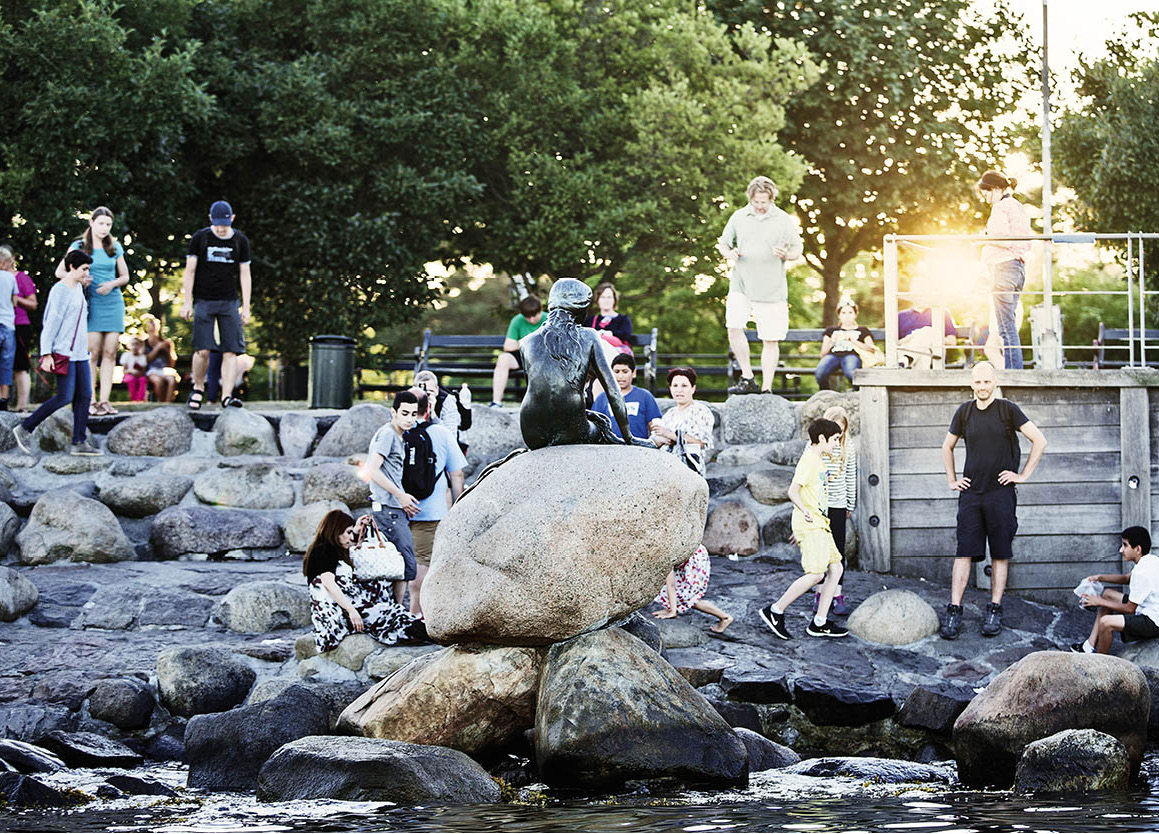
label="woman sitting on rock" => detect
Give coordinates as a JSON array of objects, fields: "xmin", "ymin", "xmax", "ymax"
[
  {"xmin": 650, "ymin": 366, "xmax": 714, "ymax": 476},
  {"xmin": 303, "ymin": 510, "xmax": 427, "ymax": 653}
]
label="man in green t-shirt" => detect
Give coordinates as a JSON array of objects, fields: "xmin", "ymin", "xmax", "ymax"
[{"xmin": 491, "ymin": 294, "xmax": 544, "ymax": 406}]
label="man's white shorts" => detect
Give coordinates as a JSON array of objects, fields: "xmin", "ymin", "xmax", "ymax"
[{"xmin": 725, "ymin": 292, "xmax": 789, "ymax": 341}]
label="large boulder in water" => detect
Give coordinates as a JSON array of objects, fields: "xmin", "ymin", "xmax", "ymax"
[
  {"xmin": 534, "ymin": 627, "xmax": 748, "ymax": 789},
  {"xmin": 953, "ymin": 650, "xmax": 1149, "ymax": 787},
  {"xmin": 16, "ymin": 490, "xmax": 134, "ymax": 565},
  {"xmin": 423, "ymin": 446, "xmax": 708, "ymax": 646},
  {"xmin": 338, "ymin": 645, "xmax": 542, "ymax": 756},
  {"xmin": 185, "ymin": 685, "xmax": 329, "ymax": 790},
  {"xmin": 258, "ymin": 736, "xmax": 500, "ymax": 803},
  {"xmin": 1014, "ymin": 729, "xmax": 1130, "ymax": 793},
  {"xmin": 105, "ymin": 408, "xmax": 194, "ymax": 456}
]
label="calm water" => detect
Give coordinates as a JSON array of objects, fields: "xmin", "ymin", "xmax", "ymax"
[{"xmin": 3, "ymin": 757, "xmax": 1159, "ymax": 833}]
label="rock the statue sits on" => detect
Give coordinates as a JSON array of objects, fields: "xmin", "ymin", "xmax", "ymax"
[{"xmin": 519, "ymin": 278, "xmax": 655, "ymax": 450}]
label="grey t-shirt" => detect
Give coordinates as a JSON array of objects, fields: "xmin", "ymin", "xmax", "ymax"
[
  {"xmin": 367, "ymin": 423, "xmax": 405, "ymax": 508},
  {"xmin": 0, "ymin": 270, "xmax": 15, "ymax": 330}
]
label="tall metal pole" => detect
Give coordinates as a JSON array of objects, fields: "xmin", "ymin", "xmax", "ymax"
[{"xmin": 1039, "ymin": 0, "xmax": 1061, "ymax": 368}]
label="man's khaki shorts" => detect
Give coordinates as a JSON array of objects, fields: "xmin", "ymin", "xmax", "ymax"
[
  {"xmin": 410, "ymin": 520, "xmax": 440, "ymax": 567},
  {"xmin": 725, "ymin": 292, "xmax": 789, "ymax": 341}
]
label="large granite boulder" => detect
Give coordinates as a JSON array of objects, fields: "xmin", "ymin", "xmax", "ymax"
[
  {"xmin": 953, "ymin": 651, "xmax": 1149, "ymax": 787},
  {"xmin": 338, "ymin": 645, "xmax": 542, "ymax": 756},
  {"xmin": 896, "ymin": 684, "xmax": 974, "ymax": 735},
  {"xmin": 185, "ymin": 685, "xmax": 329, "ymax": 790},
  {"xmin": 16, "ymin": 490, "xmax": 133, "ymax": 565},
  {"xmin": 257, "ymin": 736, "xmax": 501, "ymax": 803},
  {"xmin": 424, "ymin": 446, "xmax": 708, "ymax": 645},
  {"xmin": 0, "ymin": 567, "xmax": 38, "ymax": 621},
  {"xmin": 105, "ymin": 408, "xmax": 194, "ymax": 456},
  {"xmin": 213, "ymin": 581, "xmax": 311, "ymax": 633},
  {"xmin": 279, "ymin": 412, "xmax": 317, "ymax": 459},
  {"xmin": 41, "ymin": 454, "xmax": 111, "ymax": 475},
  {"xmin": 214, "ymin": 408, "xmax": 279, "ymax": 456},
  {"xmin": 846, "ymin": 590, "xmax": 940, "ymax": 646},
  {"xmin": 30, "ymin": 408, "xmax": 73, "ymax": 452},
  {"xmin": 312, "ymin": 404, "xmax": 390, "ymax": 457},
  {"xmin": 535, "ymin": 628, "xmax": 747, "ymax": 789},
  {"xmin": 96, "ymin": 474, "xmax": 192, "ymax": 518},
  {"xmin": 714, "ymin": 444, "xmax": 779, "ymax": 467},
  {"xmin": 798, "ymin": 390, "xmax": 860, "ymax": 437},
  {"xmin": 301, "ymin": 463, "xmax": 370, "ymax": 507},
  {"xmin": 284, "ymin": 501, "xmax": 349, "ymax": 552},
  {"xmin": 463, "ymin": 405, "xmax": 523, "ymax": 473},
  {"xmin": 193, "ymin": 463, "xmax": 295, "ymax": 509},
  {"xmin": 702, "ymin": 502, "xmax": 759, "ymax": 557},
  {"xmin": 746, "ymin": 466, "xmax": 795, "ymax": 505},
  {"xmin": 734, "ymin": 727, "xmax": 800, "ymax": 771},
  {"xmin": 156, "ymin": 647, "xmax": 256, "ymax": 717},
  {"xmin": 760, "ymin": 501, "xmax": 795, "ymax": 546},
  {"xmin": 1014, "ymin": 729, "xmax": 1131, "ymax": 793},
  {"xmin": 150, "ymin": 507, "xmax": 283, "ymax": 558},
  {"xmin": 0, "ymin": 739, "xmax": 65, "ymax": 774},
  {"xmin": 74, "ymin": 584, "xmax": 214, "ymax": 630},
  {"xmin": 0, "ymin": 772, "xmax": 69, "ymax": 807},
  {"xmin": 718, "ymin": 394, "xmax": 797, "ymax": 445}
]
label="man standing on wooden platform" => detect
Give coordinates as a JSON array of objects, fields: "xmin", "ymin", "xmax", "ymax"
[{"xmin": 940, "ymin": 362, "xmax": 1047, "ymax": 638}]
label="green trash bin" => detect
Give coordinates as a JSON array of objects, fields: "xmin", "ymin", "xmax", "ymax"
[{"xmin": 309, "ymin": 335, "xmax": 355, "ymax": 409}]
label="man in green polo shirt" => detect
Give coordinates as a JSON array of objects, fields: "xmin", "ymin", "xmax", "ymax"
[
  {"xmin": 717, "ymin": 176, "xmax": 804, "ymax": 395},
  {"xmin": 491, "ymin": 293, "xmax": 544, "ymax": 407}
]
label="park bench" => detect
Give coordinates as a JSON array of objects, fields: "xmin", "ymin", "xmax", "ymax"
[
  {"xmin": 408, "ymin": 327, "xmax": 660, "ymax": 398},
  {"xmin": 1092, "ymin": 324, "xmax": 1159, "ymax": 370}
]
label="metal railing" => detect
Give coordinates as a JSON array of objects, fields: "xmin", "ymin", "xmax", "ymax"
[{"xmin": 882, "ymin": 232, "xmax": 1159, "ymax": 369}]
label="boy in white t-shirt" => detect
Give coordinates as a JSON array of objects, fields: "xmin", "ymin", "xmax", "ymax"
[{"xmin": 1071, "ymin": 526, "xmax": 1159, "ymax": 654}]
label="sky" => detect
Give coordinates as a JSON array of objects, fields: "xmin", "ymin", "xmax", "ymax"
[{"xmin": 996, "ymin": 0, "xmax": 1153, "ymax": 91}]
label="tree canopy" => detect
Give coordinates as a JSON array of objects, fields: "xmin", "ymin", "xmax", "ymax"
[
  {"xmin": 707, "ymin": 0, "xmax": 1033, "ymax": 324},
  {"xmin": 1055, "ymin": 12, "xmax": 1159, "ymax": 236}
]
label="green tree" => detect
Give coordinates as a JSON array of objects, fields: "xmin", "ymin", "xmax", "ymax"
[
  {"xmin": 707, "ymin": 0, "xmax": 1033, "ymax": 325},
  {"xmin": 452, "ymin": 0, "xmax": 820, "ymax": 353},
  {"xmin": 0, "ymin": 0, "xmax": 212, "ymax": 314},
  {"xmin": 1055, "ymin": 12, "xmax": 1159, "ymax": 235}
]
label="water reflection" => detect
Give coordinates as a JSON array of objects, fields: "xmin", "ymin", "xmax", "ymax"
[{"xmin": 2, "ymin": 756, "xmax": 1157, "ymax": 833}]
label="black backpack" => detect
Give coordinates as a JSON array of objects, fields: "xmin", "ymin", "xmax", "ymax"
[
  {"xmin": 436, "ymin": 386, "xmax": 473, "ymax": 432},
  {"xmin": 403, "ymin": 420, "xmax": 439, "ymax": 500}
]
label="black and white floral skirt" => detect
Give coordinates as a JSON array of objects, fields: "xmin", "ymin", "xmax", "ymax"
[{"xmin": 309, "ymin": 569, "xmax": 419, "ymax": 654}]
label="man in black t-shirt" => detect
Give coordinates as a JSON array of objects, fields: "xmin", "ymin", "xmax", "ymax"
[
  {"xmin": 179, "ymin": 200, "xmax": 252, "ymax": 410},
  {"xmin": 939, "ymin": 361, "xmax": 1047, "ymax": 639}
]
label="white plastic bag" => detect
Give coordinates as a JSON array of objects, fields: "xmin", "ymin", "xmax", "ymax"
[{"xmin": 1073, "ymin": 578, "xmax": 1104, "ymax": 603}]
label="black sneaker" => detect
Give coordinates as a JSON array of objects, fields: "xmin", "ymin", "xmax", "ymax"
[
  {"xmin": 1068, "ymin": 642, "xmax": 1087, "ymax": 653},
  {"xmin": 727, "ymin": 376, "xmax": 761, "ymax": 395},
  {"xmin": 981, "ymin": 602, "xmax": 1003, "ymax": 637},
  {"xmin": 806, "ymin": 619, "xmax": 849, "ymax": 638},
  {"xmin": 940, "ymin": 603, "xmax": 963, "ymax": 640},
  {"xmin": 759, "ymin": 605, "xmax": 792, "ymax": 640}
]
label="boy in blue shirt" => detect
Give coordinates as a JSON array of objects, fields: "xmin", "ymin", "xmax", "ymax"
[{"xmin": 592, "ymin": 353, "xmax": 661, "ymax": 442}]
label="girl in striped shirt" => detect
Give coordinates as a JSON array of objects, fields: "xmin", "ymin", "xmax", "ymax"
[{"xmin": 815, "ymin": 405, "xmax": 856, "ymax": 615}]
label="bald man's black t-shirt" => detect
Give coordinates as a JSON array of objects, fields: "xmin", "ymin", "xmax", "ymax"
[{"xmin": 948, "ymin": 399, "xmax": 1028, "ymax": 494}]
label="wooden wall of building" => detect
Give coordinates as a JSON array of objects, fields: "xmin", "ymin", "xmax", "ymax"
[{"xmin": 857, "ymin": 370, "xmax": 1158, "ymax": 605}]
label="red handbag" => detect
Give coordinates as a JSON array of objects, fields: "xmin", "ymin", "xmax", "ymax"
[{"xmin": 48, "ymin": 295, "xmax": 86, "ymax": 375}]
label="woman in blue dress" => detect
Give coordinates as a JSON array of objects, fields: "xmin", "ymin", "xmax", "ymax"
[{"xmin": 56, "ymin": 207, "xmax": 129, "ymax": 415}]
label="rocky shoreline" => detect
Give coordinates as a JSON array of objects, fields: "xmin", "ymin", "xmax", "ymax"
[{"xmin": 0, "ymin": 395, "xmax": 1156, "ymax": 809}]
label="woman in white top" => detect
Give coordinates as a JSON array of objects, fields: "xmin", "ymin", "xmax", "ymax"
[
  {"xmin": 977, "ymin": 170, "xmax": 1032, "ymax": 370},
  {"xmin": 650, "ymin": 366, "xmax": 714, "ymax": 475}
]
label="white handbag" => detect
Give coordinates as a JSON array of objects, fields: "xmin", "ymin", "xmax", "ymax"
[{"xmin": 350, "ymin": 517, "xmax": 406, "ymax": 581}]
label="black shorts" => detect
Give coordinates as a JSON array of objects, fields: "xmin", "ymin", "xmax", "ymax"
[
  {"xmin": 1120, "ymin": 594, "xmax": 1159, "ymax": 642},
  {"xmin": 13, "ymin": 324, "xmax": 31, "ymax": 373},
  {"xmin": 956, "ymin": 487, "xmax": 1017, "ymax": 562},
  {"xmin": 192, "ymin": 299, "xmax": 246, "ymax": 354},
  {"xmin": 506, "ymin": 349, "xmax": 522, "ymax": 369}
]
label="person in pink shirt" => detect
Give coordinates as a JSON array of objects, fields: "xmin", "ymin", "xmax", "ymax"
[{"xmin": 977, "ymin": 170, "xmax": 1032, "ymax": 370}]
